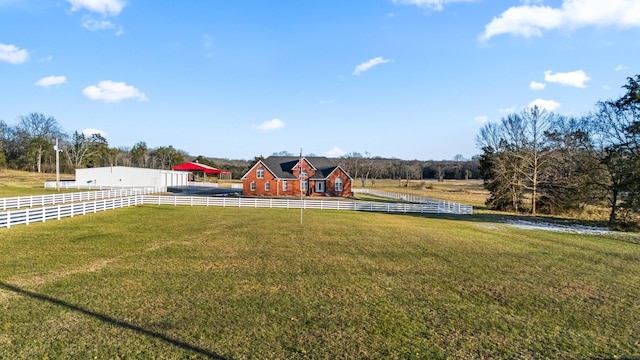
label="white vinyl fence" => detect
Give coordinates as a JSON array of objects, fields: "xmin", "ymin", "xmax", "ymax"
[
  {"xmin": 1, "ymin": 188, "xmax": 162, "ymax": 211},
  {"xmin": 1, "ymin": 191, "xmax": 473, "ymax": 229},
  {"xmin": 0, "ymin": 196, "xmax": 142, "ymax": 228},
  {"xmin": 44, "ymin": 181, "xmax": 165, "ymax": 192},
  {"xmin": 353, "ymin": 189, "xmax": 473, "ymax": 214},
  {"xmin": 139, "ymin": 196, "xmax": 470, "ymax": 214},
  {"xmin": 184, "ymin": 182, "xmax": 242, "ymax": 189}
]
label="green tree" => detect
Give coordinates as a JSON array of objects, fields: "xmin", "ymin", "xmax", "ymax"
[{"xmin": 130, "ymin": 141, "xmax": 149, "ymax": 168}]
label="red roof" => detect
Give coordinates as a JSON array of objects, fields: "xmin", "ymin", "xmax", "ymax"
[{"xmin": 172, "ymin": 162, "xmax": 231, "ymax": 175}]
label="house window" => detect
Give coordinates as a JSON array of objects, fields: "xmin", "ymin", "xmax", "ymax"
[
  {"xmin": 282, "ymin": 180, "xmax": 288, "ymax": 191},
  {"xmin": 335, "ymin": 177, "xmax": 343, "ymax": 192},
  {"xmin": 315, "ymin": 180, "xmax": 325, "ymax": 193},
  {"xmin": 265, "ymin": 182, "xmax": 270, "ymax": 191},
  {"xmin": 257, "ymin": 167, "xmax": 264, "ymax": 179},
  {"xmin": 301, "ymin": 180, "xmax": 308, "ymax": 191},
  {"xmin": 300, "ymin": 169, "xmax": 307, "ymax": 178},
  {"xmin": 250, "ymin": 181, "xmax": 256, "ymax": 191}
]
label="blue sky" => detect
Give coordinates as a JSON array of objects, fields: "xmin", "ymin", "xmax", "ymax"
[{"xmin": 1, "ymin": 0, "xmax": 639, "ymax": 160}]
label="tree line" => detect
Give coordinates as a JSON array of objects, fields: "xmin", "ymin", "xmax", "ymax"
[
  {"xmin": 0, "ymin": 113, "xmax": 480, "ymax": 183},
  {"xmin": 336, "ymin": 152, "xmax": 479, "ymax": 187},
  {"xmin": 477, "ymin": 75, "xmax": 640, "ymax": 228},
  {"xmin": 0, "ymin": 114, "xmax": 191, "ymax": 174}
]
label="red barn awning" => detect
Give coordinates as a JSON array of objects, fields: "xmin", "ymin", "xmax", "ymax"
[{"xmin": 172, "ymin": 162, "xmax": 231, "ymax": 175}]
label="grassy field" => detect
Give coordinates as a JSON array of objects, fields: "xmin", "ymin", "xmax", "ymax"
[
  {"xmin": 355, "ymin": 179, "xmax": 490, "ymax": 209},
  {"xmin": 1, "ymin": 205, "xmax": 639, "ymax": 359},
  {"xmin": 0, "ymin": 169, "xmax": 75, "ymax": 197}
]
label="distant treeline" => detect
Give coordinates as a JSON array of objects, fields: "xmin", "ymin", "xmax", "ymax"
[{"xmin": 0, "ymin": 117, "xmax": 479, "ymax": 182}]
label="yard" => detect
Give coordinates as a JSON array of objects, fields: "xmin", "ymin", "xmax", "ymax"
[{"xmin": 1, "ymin": 205, "xmax": 639, "ymax": 359}]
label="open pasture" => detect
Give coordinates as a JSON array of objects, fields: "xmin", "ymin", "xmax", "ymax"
[
  {"xmin": 0, "ymin": 169, "xmax": 75, "ymax": 197},
  {"xmin": 358, "ymin": 179, "xmax": 490, "ymax": 209},
  {"xmin": 1, "ymin": 205, "xmax": 638, "ymax": 359}
]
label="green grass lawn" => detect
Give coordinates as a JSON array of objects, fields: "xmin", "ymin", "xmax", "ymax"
[
  {"xmin": 1, "ymin": 206, "xmax": 639, "ymax": 359},
  {"xmin": 0, "ymin": 169, "xmax": 77, "ymax": 197}
]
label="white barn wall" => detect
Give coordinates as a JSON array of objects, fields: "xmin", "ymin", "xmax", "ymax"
[{"xmin": 75, "ymin": 166, "xmax": 188, "ymax": 187}]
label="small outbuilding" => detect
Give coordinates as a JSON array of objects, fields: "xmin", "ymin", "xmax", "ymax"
[{"xmin": 172, "ymin": 161, "xmax": 231, "ymax": 181}]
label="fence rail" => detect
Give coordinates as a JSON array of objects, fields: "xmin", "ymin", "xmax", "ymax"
[
  {"xmin": 1, "ymin": 191, "xmax": 472, "ymax": 229},
  {"xmin": 139, "ymin": 196, "xmax": 469, "ymax": 214},
  {"xmin": 0, "ymin": 196, "xmax": 142, "ymax": 228},
  {"xmin": 1, "ymin": 188, "xmax": 162, "ymax": 211},
  {"xmin": 353, "ymin": 189, "xmax": 473, "ymax": 214},
  {"xmin": 44, "ymin": 181, "xmax": 166, "ymax": 192}
]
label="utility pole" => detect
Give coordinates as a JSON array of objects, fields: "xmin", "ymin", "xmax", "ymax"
[{"xmin": 54, "ymin": 138, "xmax": 61, "ymax": 191}]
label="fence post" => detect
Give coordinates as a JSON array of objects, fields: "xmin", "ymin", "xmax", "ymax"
[
  {"xmin": 7, "ymin": 211, "xmax": 10, "ymax": 228},
  {"xmin": 26, "ymin": 208, "xmax": 30, "ymax": 225}
]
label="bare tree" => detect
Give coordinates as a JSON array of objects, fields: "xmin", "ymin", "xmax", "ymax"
[
  {"xmin": 15, "ymin": 113, "xmax": 63, "ymax": 173},
  {"xmin": 521, "ymin": 106, "xmax": 553, "ymax": 215}
]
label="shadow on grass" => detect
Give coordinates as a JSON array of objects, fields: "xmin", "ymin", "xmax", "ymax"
[
  {"xmin": 379, "ymin": 210, "xmax": 612, "ymax": 229},
  {"xmin": 0, "ymin": 281, "xmax": 227, "ymax": 359}
]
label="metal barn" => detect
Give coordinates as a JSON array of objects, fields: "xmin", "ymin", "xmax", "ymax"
[{"xmin": 75, "ymin": 166, "xmax": 189, "ymax": 188}]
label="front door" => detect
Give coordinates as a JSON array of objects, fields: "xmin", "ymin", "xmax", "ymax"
[{"xmin": 315, "ymin": 180, "xmax": 325, "ymax": 193}]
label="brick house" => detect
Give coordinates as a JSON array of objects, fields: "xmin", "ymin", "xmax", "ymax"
[{"xmin": 241, "ymin": 156, "xmax": 352, "ymax": 197}]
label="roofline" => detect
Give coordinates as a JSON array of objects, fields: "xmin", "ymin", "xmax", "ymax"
[
  {"xmin": 326, "ymin": 165, "xmax": 353, "ymax": 180},
  {"xmin": 240, "ymin": 160, "xmax": 280, "ymax": 180}
]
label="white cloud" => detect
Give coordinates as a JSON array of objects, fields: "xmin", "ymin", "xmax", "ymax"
[
  {"xmin": 0, "ymin": 43, "xmax": 29, "ymax": 64},
  {"xmin": 83, "ymin": 80, "xmax": 148, "ymax": 103},
  {"xmin": 499, "ymin": 107, "xmax": 516, "ymax": 114},
  {"xmin": 257, "ymin": 118, "xmax": 284, "ymax": 131},
  {"xmin": 67, "ymin": 0, "xmax": 126, "ymax": 16},
  {"xmin": 614, "ymin": 64, "xmax": 627, "ymax": 71},
  {"xmin": 202, "ymin": 33, "xmax": 214, "ymax": 57},
  {"xmin": 82, "ymin": 16, "xmax": 114, "ymax": 31},
  {"xmin": 528, "ymin": 98, "xmax": 561, "ymax": 111},
  {"xmin": 353, "ymin": 57, "xmax": 391, "ymax": 76},
  {"xmin": 474, "ymin": 115, "xmax": 488, "ymax": 124},
  {"xmin": 529, "ymin": 81, "xmax": 546, "ymax": 90},
  {"xmin": 393, "ymin": 0, "xmax": 475, "ymax": 11},
  {"xmin": 35, "ymin": 75, "xmax": 67, "ymax": 87},
  {"xmin": 82, "ymin": 128, "xmax": 107, "ymax": 138},
  {"xmin": 325, "ymin": 146, "xmax": 346, "ymax": 157},
  {"xmin": 544, "ymin": 70, "xmax": 591, "ymax": 88},
  {"xmin": 203, "ymin": 34, "xmax": 214, "ymax": 50},
  {"xmin": 481, "ymin": 0, "xmax": 640, "ymax": 41}
]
